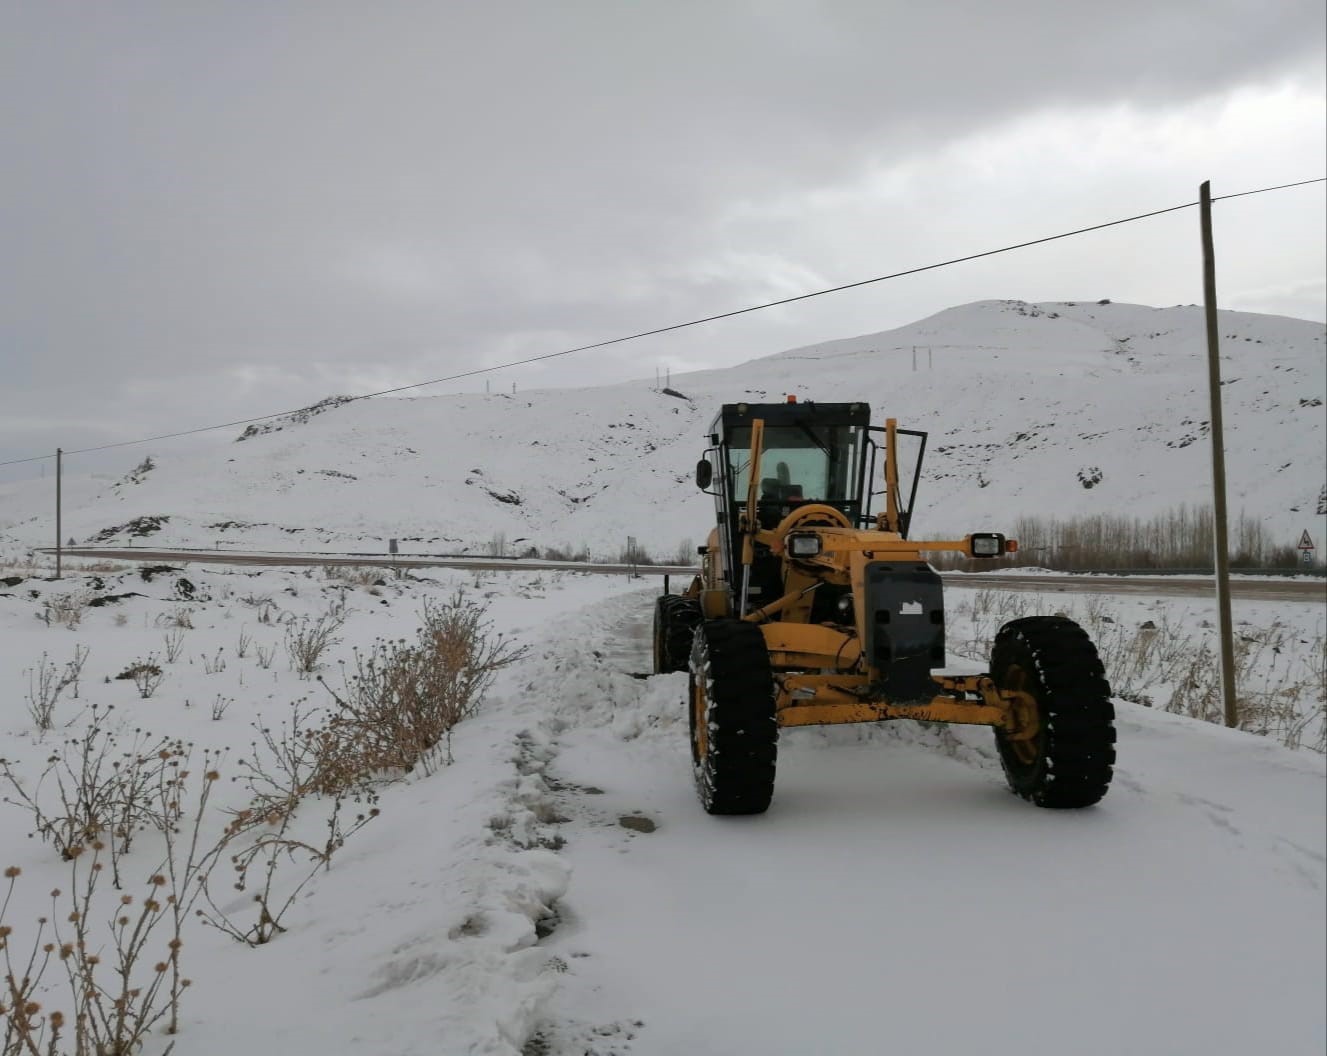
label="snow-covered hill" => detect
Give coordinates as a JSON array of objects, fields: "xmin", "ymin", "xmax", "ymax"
[{"xmin": 3, "ymin": 299, "xmax": 1324, "ymax": 558}]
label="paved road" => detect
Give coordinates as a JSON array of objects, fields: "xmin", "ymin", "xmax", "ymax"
[
  {"xmin": 944, "ymin": 571, "xmax": 1325, "ymax": 602},
  {"xmin": 41, "ymin": 547, "xmax": 1325, "ymax": 602}
]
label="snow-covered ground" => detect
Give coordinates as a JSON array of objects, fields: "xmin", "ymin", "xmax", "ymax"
[
  {"xmin": 1, "ymin": 563, "xmax": 1322, "ymax": 1055},
  {"xmin": 1, "ymin": 297, "xmax": 1323, "ymax": 1053}
]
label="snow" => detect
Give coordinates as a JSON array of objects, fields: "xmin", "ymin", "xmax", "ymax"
[
  {"xmin": 1, "ymin": 564, "xmax": 1322, "ymax": 1055},
  {"xmin": 1, "ymin": 298, "xmax": 1324, "ymax": 1054}
]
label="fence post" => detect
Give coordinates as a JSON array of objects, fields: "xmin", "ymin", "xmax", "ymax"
[{"xmin": 55, "ymin": 447, "xmax": 63, "ymax": 580}]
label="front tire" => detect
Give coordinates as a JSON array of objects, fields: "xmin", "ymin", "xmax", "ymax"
[
  {"xmin": 688, "ymin": 620, "xmax": 778, "ymax": 814},
  {"xmin": 990, "ymin": 616, "xmax": 1116, "ymax": 808}
]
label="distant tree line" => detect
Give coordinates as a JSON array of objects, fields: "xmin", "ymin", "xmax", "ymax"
[{"xmin": 930, "ymin": 506, "xmax": 1308, "ymax": 572}]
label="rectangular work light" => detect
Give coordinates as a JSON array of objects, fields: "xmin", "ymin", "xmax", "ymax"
[
  {"xmin": 969, "ymin": 533, "xmax": 1007, "ymax": 558},
  {"xmin": 787, "ymin": 533, "xmax": 823, "ymax": 557}
]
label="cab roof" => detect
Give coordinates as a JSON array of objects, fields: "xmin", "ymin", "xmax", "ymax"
[{"xmin": 708, "ymin": 400, "xmax": 872, "ymax": 443}]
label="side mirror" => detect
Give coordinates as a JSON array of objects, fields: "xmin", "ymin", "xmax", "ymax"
[{"xmin": 695, "ymin": 459, "xmax": 713, "ymax": 490}]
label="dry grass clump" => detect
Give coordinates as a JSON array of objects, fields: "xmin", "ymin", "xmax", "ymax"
[
  {"xmin": 950, "ymin": 590, "xmax": 1327, "ymax": 752},
  {"xmin": 0, "ymin": 554, "xmax": 129, "ymax": 579},
  {"xmin": 316, "ymin": 591, "xmax": 525, "ymax": 783},
  {"xmin": 199, "ymin": 798, "xmax": 377, "ymax": 947},
  {"xmin": 24, "ymin": 647, "xmax": 89, "ymax": 730},
  {"xmin": 153, "ymin": 608, "xmax": 194, "ymax": 631},
  {"xmin": 69, "ymin": 560, "xmax": 132, "ymax": 574},
  {"xmin": 201, "ymin": 703, "xmax": 379, "ymax": 946},
  {"xmin": 285, "ymin": 608, "xmax": 347, "ymax": 677},
  {"xmin": 1141, "ymin": 624, "xmax": 1324, "ymax": 751},
  {"xmin": 38, "ymin": 591, "xmax": 96, "ymax": 630},
  {"xmin": 0, "ymin": 712, "xmax": 182, "ymax": 889},
  {"xmin": 230, "ymin": 703, "xmax": 331, "ymax": 828},
  {"xmin": 200, "ymin": 589, "xmax": 517, "ymax": 945},
  {"xmin": 115, "ymin": 659, "xmax": 164, "ymax": 700},
  {"xmin": 321, "ymin": 564, "xmax": 384, "ymax": 588},
  {"xmin": 0, "ymin": 550, "xmax": 43, "ymax": 576},
  {"xmin": 0, "ymin": 586, "xmax": 522, "ymax": 1046}
]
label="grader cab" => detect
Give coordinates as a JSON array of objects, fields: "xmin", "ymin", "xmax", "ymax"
[{"xmin": 654, "ymin": 398, "xmax": 1116, "ymax": 815}]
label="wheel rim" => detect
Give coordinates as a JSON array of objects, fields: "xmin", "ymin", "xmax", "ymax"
[
  {"xmin": 691, "ymin": 672, "xmax": 710, "ymax": 763},
  {"xmin": 1002, "ymin": 663, "xmax": 1041, "ymax": 766}
]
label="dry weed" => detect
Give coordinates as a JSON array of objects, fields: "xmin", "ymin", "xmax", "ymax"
[
  {"xmin": 0, "ymin": 756, "xmax": 232, "ymax": 1051},
  {"xmin": 39, "ymin": 591, "xmax": 94, "ymax": 629},
  {"xmin": 285, "ymin": 608, "xmax": 347, "ymax": 677},
  {"xmin": 951, "ymin": 590, "xmax": 1326, "ymax": 752},
  {"xmin": 199, "ymin": 798, "xmax": 376, "ymax": 946},
  {"xmin": 0, "ymin": 715, "xmax": 182, "ymax": 888},
  {"xmin": 116, "ymin": 658, "xmax": 164, "ymax": 700},
  {"xmin": 24, "ymin": 646, "xmax": 89, "ymax": 730},
  {"xmin": 162, "ymin": 628, "xmax": 186, "ymax": 663},
  {"xmin": 317, "ymin": 590, "xmax": 525, "ymax": 781},
  {"xmin": 322, "ymin": 565, "xmax": 383, "ymax": 588}
]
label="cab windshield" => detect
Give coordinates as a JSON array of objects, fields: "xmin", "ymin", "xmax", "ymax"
[{"xmin": 726, "ymin": 424, "xmax": 864, "ymax": 505}]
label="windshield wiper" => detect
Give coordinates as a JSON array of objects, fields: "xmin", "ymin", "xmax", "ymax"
[{"xmin": 798, "ymin": 423, "xmax": 831, "ymax": 458}]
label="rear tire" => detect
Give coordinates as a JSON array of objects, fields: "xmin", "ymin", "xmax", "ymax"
[
  {"xmin": 990, "ymin": 616, "xmax": 1116, "ymax": 808},
  {"xmin": 653, "ymin": 595, "xmax": 701, "ymax": 674},
  {"xmin": 688, "ymin": 620, "xmax": 777, "ymax": 814}
]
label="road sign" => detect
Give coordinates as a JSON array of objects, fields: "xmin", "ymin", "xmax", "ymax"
[{"xmin": 1298, "ymin": 530, "xmax": 1315, "ymax": 550}]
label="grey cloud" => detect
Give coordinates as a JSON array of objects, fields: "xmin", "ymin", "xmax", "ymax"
[{"xmin": 1, "ymin": 1, "xmax": 1323, "ymax": 471}]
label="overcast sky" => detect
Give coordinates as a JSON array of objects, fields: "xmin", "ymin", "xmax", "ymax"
[{"xmin": 3, "ymin": 1, "xmax": 1324, "ymax": 480}]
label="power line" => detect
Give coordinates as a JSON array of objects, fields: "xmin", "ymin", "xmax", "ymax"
[{"xmin": 2, "ymin": 174, "xmax": 1323, "ymax": 469}]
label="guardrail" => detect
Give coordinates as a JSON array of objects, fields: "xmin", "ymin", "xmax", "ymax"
[
  {"xmin": 33, "ymin": 546, "xmax": 698, "ymax": 579},
  {"xmin": 32, "ymin": 547, "xmax": 1325, "ymax": 578}
]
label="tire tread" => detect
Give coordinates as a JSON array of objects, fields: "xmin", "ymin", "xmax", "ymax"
[
  {"xmin": 689, "ymin": 619, "xmax": 778, "ymax": 815},
  {"xmin": 991, "ymin": 615, "xmax": 1116, "ymax": 808}
]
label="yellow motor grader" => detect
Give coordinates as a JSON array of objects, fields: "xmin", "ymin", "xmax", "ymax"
[{"xmin": 654, "ymin": 398, "xmax": 1115, "ymax": 815}]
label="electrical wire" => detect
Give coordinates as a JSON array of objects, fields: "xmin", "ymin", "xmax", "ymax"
[{"xmin": 2, "ymin": 175, "xmax": 1322, "ymax": 468}]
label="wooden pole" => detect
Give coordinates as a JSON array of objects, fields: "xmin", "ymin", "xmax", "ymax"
[
  {"xmin": 55, "ymin": 447, "xmax": 63, "ymax": 580},
  {"xmin": 1199, "ymin": 181, "xmax": 1238, "ymax": 728}
]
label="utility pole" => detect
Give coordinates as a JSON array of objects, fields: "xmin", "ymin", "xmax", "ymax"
[
  {"xmin": 912, "ymin": 346, "xmax": 916, "ymax": 371},
  {"xmin": 1200, "ymin": 180, "xmax": 1238, "ymax": 728},
  {"xmin": 55, "ymin": 448, "xmax": 63, "ymax": 580}
]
